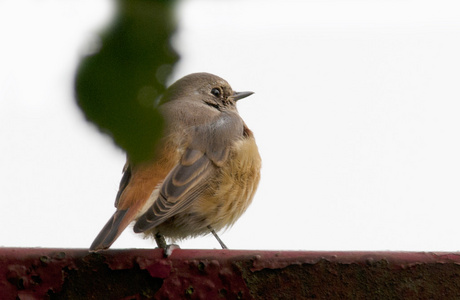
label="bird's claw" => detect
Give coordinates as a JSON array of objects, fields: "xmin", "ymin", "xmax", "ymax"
[{"xmin": 164, "ymin": 244, "xmax": 180, "ymax": 257}]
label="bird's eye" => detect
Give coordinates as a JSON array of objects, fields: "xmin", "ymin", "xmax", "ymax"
[{"xmin": 211, "ymin": 88, "xmax": 221, "ymax": 97}]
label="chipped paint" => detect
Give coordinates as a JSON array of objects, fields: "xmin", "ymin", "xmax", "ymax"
[{"xmin": 2, "ymin": 248, "xmax": 460, "ymax": 299}]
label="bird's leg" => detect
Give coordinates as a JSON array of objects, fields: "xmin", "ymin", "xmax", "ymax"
[
  {"xmin": 154, "ymin": 232, "xmax": 167, "ymax": 249},
  {"xmin": 208, "ymin": 225, "xmax": 228, "ymax": 249},
  {"xmin": 155, "ymin": 232, "xmax": 180, "ymax": 257}
]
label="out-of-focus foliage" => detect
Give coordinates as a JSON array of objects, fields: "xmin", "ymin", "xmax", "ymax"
[{"xmin": 75, "ymin": 0, "xmax": 178, "ymax": 163}]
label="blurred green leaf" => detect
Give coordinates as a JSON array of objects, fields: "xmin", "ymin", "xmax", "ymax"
[{"xmin": 75, "ymin": 0, "xmax": 178, "ymax": 163}]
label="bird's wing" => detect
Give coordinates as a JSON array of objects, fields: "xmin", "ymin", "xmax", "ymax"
[
  {"xmin": 115, "ymin": 161, "xmax": 131, "ymax": 207},
  {"xmin": 134, "ymin": 110, "xmax": 244, "ymax": 233}
]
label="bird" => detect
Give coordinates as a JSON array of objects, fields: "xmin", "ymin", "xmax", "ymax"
[{"xmin": 90, "ymin": 72, "xmax": 261, "ymax": 252}]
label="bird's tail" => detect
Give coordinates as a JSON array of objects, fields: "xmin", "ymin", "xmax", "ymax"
[{"xmin": 89, "ymin": 209, "xmax": 135, "ymax": 251}]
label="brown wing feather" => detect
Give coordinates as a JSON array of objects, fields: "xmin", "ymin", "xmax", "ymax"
[
  {"xmin": 115, "ymin": 161, "xmax": 131, "ymax": 207},
  {"xmin": 133, "ymin": 110, "xmax": 244, "ymax": 233},
  {"xmin": 133, "ymin": 148, "xmax": 214, "ymax": 232}
]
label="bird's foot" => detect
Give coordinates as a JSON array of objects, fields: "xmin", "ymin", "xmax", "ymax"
[
  {"xmin": 154, "ymin": 232, "xmax": 180, "ymax": 257},
  {"xmin": 164, "ymin": 244, "xmax": 180, "ymax": 257}
]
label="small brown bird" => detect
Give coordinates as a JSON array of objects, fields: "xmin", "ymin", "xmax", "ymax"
[{"xmin": 90, "ymin": 72, "xmax": 261, "ymax": 252}]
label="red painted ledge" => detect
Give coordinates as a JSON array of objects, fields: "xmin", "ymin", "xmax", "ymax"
[{"xmin": 2, "ymin": 248, "xmax": 460, "ymax": 299}]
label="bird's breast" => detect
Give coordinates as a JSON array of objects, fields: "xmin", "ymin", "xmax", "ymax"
[{"xmin": 191, "ymin": 134, "xmax": 262, "ymax": 232}]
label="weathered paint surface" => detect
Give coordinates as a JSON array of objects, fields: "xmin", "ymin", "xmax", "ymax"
[{"xmin": 2, "ymin": 248, "xmax": 460, "ymax": 299}]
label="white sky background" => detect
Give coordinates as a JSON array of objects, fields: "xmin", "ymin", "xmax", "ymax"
[{"xmin": 1, "ymin": 0, "xmax": 460, "ymax": 251}]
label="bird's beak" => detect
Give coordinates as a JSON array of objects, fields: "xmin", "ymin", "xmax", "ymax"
[{"xmin": 232, "ymin": 91, "xmax": 254, "ymax": 102}]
